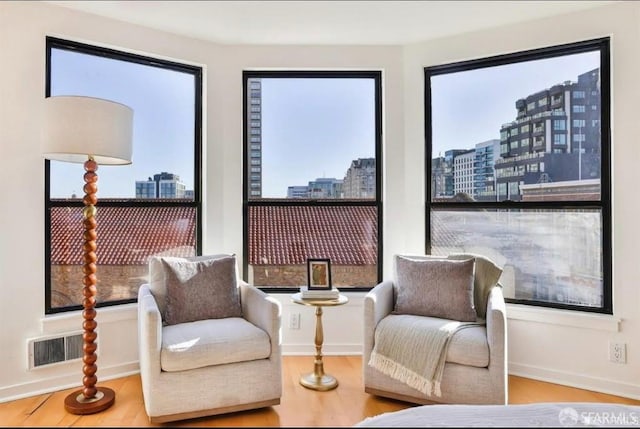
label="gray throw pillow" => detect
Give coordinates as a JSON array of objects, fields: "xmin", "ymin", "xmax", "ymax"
[
  {"xmin": 148, "ymin": 254, "xmax": 230, "ymax": 320},
  {"xmin": 393, "ymin": 255, "xmax": 477, "ymax": 322},
  {"xmin": 161, "ymin": 255, "xmax": 242, "ymax": 326},
  {"xmin": 448, "ymin": 253, "xmax": 503, "ymax": 319}
]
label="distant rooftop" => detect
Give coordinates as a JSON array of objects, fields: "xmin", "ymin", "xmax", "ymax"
[
  {"xmin": 51, "ymin": 201, "xmax": 378, "ymax": 266},
  {"xmin": 249, "ymin": 205, "xmax": 377, "ymax": 265},
  {"xmin": 50, "ymin": 203, "xmax": 196, "ymax": 265}
]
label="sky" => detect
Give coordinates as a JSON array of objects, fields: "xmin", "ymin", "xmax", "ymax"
[
  {"xmin": 431, "ymin": 50, "xmax": 600, "ymax": 157},
  {"xmin": 260, "ymin": 78, "xmax": 375, "ymax": 197},
  {"xmin": 49, "ymin": 46, "xmax": 599, "ymax": 199}
]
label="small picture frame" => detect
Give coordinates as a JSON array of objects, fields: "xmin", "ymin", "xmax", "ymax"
[{"xmin": 307, "ymin": 258, "xmax": 332, "ymax": 290}]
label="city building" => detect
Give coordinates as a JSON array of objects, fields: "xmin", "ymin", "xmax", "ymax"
[
  {"xmin": 520, "ymin": 178, "xmax": 600, "ymax": 201},
  {"xmin": 343, "ymin": 157, "xmax": 376, "ymax": 198},
  {"xmin": 432, "ymin": 149, "xmax": 468, "ymax": 200},
  {"xmin": 474, "ymin": 139, "xmax": 501, "ymax": 202},
  {"xmin": 287, "ymin": 185, "xmax": 309, "ymax": 198},
  {"xmin": 135, "ymin": 179, "xmax": 156, "ymax": 198},
  {"xmin": 453, "ymin": 149, "xmax": 475, "ymax": 197},
  {"xmin": 248, "ymin": 78, "xmax": 263, "ymax": 198},
  {"xmin": 431, "ymin": 156, "xmax": 446, "ymax": 199},
  {"xmin": 135, "ymin": 172, "xmax": 187, "ymax": 198},
  {"xmin": 495, "ymin": 68, "xmax": 601, "ymax": 201},
  {"xmin": 307, "ymin": 177, "xmax": 343, "ymax": 198},
  {"xmin": 287, "ymin": 158, "xmax": 375, "ymax": 199}
]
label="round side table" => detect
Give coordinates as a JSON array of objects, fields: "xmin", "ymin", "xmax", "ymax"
[{"xmin": 291, "ymin": 292, "xmax": 349, "ymax": 391}]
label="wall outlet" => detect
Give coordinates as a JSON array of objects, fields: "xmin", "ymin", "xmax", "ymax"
[
  {"xmin": 289, "ymin": 313, "xmax": 301, "ymax": 330},
  {"xmin": 609, "ymin": 342, "xmax": 627, "ymax": 364}
]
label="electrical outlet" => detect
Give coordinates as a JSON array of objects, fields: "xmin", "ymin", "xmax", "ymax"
[
  {"xmin": 289, "ymin": 313, "xmax": 300, "ymax": 330},
  {"xmin": 609, "ymin": 342, "xmax": 627, "ymax": 364}
]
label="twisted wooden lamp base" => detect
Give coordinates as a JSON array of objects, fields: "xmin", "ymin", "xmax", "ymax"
[{"xmin": 64, "ymin": 157, "xmax": 115, "ymax": 415}]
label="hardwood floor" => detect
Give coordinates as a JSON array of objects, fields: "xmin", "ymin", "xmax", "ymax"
[{"xmin": 1, "ymin": 356, "xmax": 638, "ymax": 427}]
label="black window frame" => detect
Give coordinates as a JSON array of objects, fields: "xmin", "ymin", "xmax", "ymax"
[
  {"xmin": 44, "ymin": 36, "xmax": 203, "ymax": 314},
  {"xmin": 424, "ymin": 37, "xmax": 612, "ymax": 314},
  {"xmin": 242, "ymin": 70, "xmax": 383, "ymax": 293}
]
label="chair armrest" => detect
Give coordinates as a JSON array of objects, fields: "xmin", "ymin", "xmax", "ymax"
[
  {"xmin": 486, "ymin": 285, "xmax": 506, "ymax": 354},
  {"xmin": 486, "ymin": 284, "xmax": 508, "ymax": 403},
  {"xmin": 137, "ymin": 284, "xmax": 162, "ymax": 376},
  {"xmin": 363, "ymin": 281, "xmax": 394, "ymax": 361},
  {"xmin": 240, "ymin": 282, "xmax": 282, "ymax": 352}
]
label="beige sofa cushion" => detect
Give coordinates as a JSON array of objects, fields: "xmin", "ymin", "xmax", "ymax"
[
  {"xmin": 160, "ymin": 317, "xmax": 271, "ymax": 372},
  {"xmin": 446, "ymin": 324, "xmax": 489, "ymax": 368}
]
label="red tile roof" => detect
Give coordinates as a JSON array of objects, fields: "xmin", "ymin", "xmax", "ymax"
[
  {"xmin": 51, "ymin": 201, "xmax": 378, "ymax": 266},
  {"xmin": 50, "ymin": 203, "xmax": 196, "ymax": 265},
  {"xmin": 249, "ymin": 205, "xmax": 377, "ymax": 265}
]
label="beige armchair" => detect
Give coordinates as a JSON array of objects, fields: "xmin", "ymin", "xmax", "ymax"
[
  {"xmin": 363, "ymin": 254, "xmax": 507, "ymax": 405},
  {"xmin": 137, "ymin": 255, "xmax": 282, "ymax": 423}
]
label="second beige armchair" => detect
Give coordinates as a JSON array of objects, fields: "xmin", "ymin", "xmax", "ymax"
[{"xmin": 363, "ymin": 254, "xmax": 508, "ymax": 405}]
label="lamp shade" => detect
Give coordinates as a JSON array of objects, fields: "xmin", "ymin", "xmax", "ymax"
[{"xmin": 42, "ymin": 95, "xmax": 133, "ymax": 165}]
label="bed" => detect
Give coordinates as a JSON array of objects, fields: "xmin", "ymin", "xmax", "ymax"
[{"xmin": 354, "ymin": 402, "xmax": 640, "ymax": 427}]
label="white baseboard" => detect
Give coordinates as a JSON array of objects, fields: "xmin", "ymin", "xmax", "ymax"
[
  {"xmin": 0, "ymin": 361, "xmax": 139, "ymax": 404},
  {"xmin": 509, "ymin": 362, "xmax": 640, "ymax": 401},
  {"xmin": 3, "ymin": 356, "xmax": 638, "ymax": 404}
]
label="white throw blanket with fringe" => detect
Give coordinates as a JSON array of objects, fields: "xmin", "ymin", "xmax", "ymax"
[{"xmin": 368, "ymin": 314, "xmax": 476, "ymax": 397}]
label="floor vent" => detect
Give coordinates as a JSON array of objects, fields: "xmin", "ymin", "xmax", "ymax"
[{"xmin": 28, "ymin": 332, "xmax": 84, "ymax": 369}]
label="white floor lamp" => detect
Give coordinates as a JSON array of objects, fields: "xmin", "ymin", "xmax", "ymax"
[{"xmin": 42, "ymin": 95, "xmax": 133, "ymax": 414}]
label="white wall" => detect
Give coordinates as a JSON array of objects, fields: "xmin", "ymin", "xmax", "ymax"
[
  {"xmin": 1, "ymin": 0, "xmax": 639, "ymax": 404},
  {"xmin": 403, "ymin": 2, "xmax": 640, "ymax": 399}
]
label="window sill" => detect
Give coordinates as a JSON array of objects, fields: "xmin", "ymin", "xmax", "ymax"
[
  {"xmin": 506, "ymin": 303, "xmax": 620, "ymax": 332},
  {"xmin": 41, "ymin": 303, "xmax": 138, "ymax": 333}
]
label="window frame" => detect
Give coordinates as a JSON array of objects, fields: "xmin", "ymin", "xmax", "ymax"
[
  {"xmin": 241, "ymin": 70, "xmax": 383, "ymax": 293},
  {"xmin": 44, "ymin": 36, "xmax": 203, "ymax": 314},
  {"xmin": 424, "ymin": 37, "xmax": 612, "ymax": 314}
]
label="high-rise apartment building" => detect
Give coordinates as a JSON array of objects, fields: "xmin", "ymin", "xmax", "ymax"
[
  {"xmin": 248, "ymin": 78, "xmax": 262, "ymax": 198},
  {"xmin": 135, "ymin": 172, "xmax": 186, "ymax": 198},
  {"xmin": 432, "ymin": 69, "xmax": 600, "ymax": 202},
  {"xmin": 343, "ymin": 157, "xmax": 376, "ymax": 198},
  {"xmin": 495, "ymin": 68, "xmax": 600, "ymax": 201}
]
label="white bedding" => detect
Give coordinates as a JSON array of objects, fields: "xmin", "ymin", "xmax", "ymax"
[{"xmin": 354, "ymin": 402, "xmax": 640, "ymax": 427}]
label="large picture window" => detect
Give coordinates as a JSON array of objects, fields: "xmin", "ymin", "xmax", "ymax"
[
  {"xmin": 425, "ymin": 38, "xmax": 611, "ymax": 313},
  {"xmin": 243, "ymin": 71, "xmax": 382, "ymax": 290},
  {"xmin": 45, "ymin": 37, "xmax": 202, "ymax": 313}
]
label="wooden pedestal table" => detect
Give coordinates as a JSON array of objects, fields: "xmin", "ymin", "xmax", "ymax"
[{"xmin": 291, "ymin": 292, "xmax": 349, "ymax": 391}]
